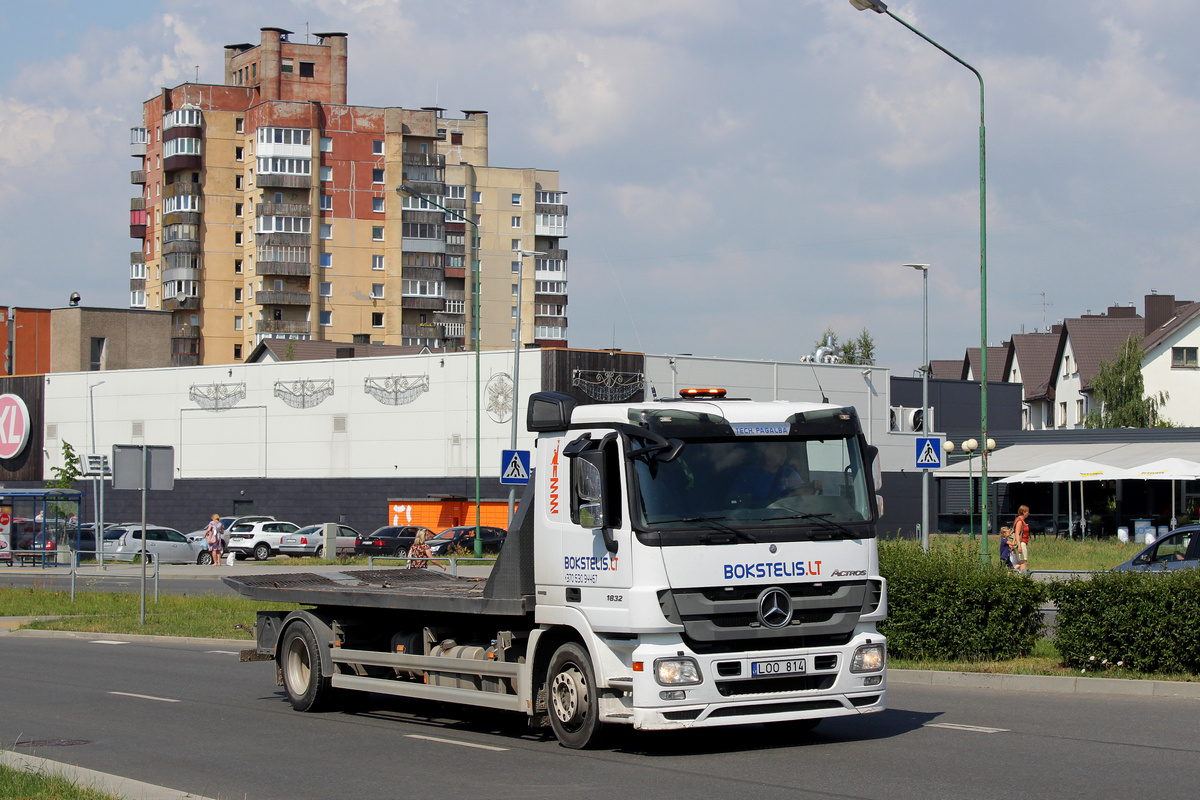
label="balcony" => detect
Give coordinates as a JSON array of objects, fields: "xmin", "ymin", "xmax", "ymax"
[
  {"xmin": 162, "ymin": 296, "xmax": 200, "ymax": 311},
  {"xmin": 444, "ymin": 243, "xmax": 465, "ymax": 257},
  {"xmin": 444, "ymin": 198, "xmax": 467, "ymax": 211},
  {"xmin": 258, "ymin": 173, "xmax": 312, "ymax": 189},
  {"xmin": 162, "ymin": 239, "xmax": 201, "ymax": 255},
  {"xmin": 130, "ymin": 197, "xmax": 145, "ymax": 211},
  {"xmin": 171, "ymin": 353, "xmax": 200, "ymax": 367},
  {"xmin": 165, "ymin": 182, "xmax": 202, "ymax": 198},
  {"xmin": 535, "ymin": 316, "xmax": 568, "ymax": 328},
  {"xmin": 131, "ymin": 170, "xmax": 146, "ymax": 185},
  {"xmin": 173, "ymin": 325, "xmax": 201, "ymax": 339},
  {"xmin": 130, "ymin": 251, "xmax": 145, "ymax": 265},
  {"xmin": 257, "ymin": 261, "xmax": 311, "ymax": 277},
  {"xmin": 256, "ymin": 202, "xmax": 311, "ymax": 217},
  {"xmin": 402, "ymin": 153, "xmax": 446, "ymax": 168},
  {"xmin": 535, "ymin": 203, "xmax": 569, "ymax": 216},
  {"xmin": 130, "ymin": 209, "xmax": 147, "ymax": 239},
  {"xmin": 402, "ymin": 324, "xmax": 443, "ymax": 338},
  {"xmin": 164, "ymin": 154, "xmax": 202, "ymax": 172},
  {"xmin": 256, "ymin": 291, "xmax": 311, "ymax": 306},
  {"xmin": 130, "ymin": 128, "xmax": 147, "ymax": 157},
  {"xmin": 258, "ymin": 232, "xmax": 311, "ymax": 247},
  {"xmin": 401, "ymin": 296, "xmax": 444, "ymax": 311},
  {"xmin": 257, "ymin": 319, "xmax": 311, "ymax": 335}
]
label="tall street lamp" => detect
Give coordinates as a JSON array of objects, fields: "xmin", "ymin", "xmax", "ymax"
[
  {"xmin": 397, "ymin": 183, "xmax": 483, "ymax": 557},
  {"xmin": 508, "ymin": 249, "xmax": 544, "ymax": 527},
  {"xmin": 851, "ymin": 0, "xmax": 990, "ymax": 562},
  {"xmin": 904, "ymin": 264, "xmax": 930, "ymax": 551},
  {"xmin": 88, "ymin": 380, "xmax": 106, "ymax": 566}
]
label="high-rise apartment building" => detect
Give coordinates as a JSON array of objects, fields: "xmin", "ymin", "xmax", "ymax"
[{"xmin": 130, "ymin": 27, "xmax": 568, "ymax": 365}]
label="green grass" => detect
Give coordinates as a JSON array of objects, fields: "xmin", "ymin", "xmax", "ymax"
[
  {"xmin": 925, "ymin": 533, "xmax": 1136, "ymax": 571},
  {"xmin": 0, "ymin": 587, "xmax": 296, "ymax": 639},
  {"xmin": 0, "ymin": 762, "xmax": 121, "ymax": 800}
]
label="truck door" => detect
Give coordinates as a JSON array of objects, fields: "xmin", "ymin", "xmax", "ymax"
[{"xmin": 559, "ymin": 431, "xmax": 633, "ymax": 596}]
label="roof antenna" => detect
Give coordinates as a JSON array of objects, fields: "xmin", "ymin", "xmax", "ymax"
[
  {"xmin": 194, "ymin": 65, "xmax": 199, "ymax": 82},
  {"xmin": 809, "ymin": 364, "xmax": 828, "ymax": 404}
]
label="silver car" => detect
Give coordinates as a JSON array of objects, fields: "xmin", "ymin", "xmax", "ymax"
[
  {"xmin": 278, "ymin": 524, "xmax": 361, "ymax": 558},
  {"xmin": 102, "ymin": 526, "xmax": 206, "ymax": 564}
]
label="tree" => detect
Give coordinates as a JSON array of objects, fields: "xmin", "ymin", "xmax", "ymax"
[
  {"xmin": 45, "ymin": 441, "xmax": 82, "ymax": 522},
  {"xmin": 813, "ymin": 327, "xmax": 876, "ymax": 365},
  {"xmin": 1084, "ymin": 334, "xmax": 1171, "ymax": 428}
]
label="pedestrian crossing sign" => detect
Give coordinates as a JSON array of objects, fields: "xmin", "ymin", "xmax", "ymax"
[
  {"xmin": 915, "ymin": 437, "xmax": 943, "ymax": 469},
  {"xmin": 500, "ymin": 449, "xmax": 531, "ymax": 485}
]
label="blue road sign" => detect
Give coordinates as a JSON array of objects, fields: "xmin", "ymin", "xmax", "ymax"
[
  {"xmin": 915, "ymin": 437, "xmax": 943, "ymax": 470},
  {"xmin": 500, "ymin": 449, "xmax": 531, "ymax": 485}
]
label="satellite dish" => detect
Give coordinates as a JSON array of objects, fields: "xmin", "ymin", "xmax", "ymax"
[{"xmin": 69, "ymin": 292, "xmax": 81, "ymax": 306}]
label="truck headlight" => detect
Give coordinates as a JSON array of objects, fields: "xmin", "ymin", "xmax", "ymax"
[
  {"xmin": 654, "ymin": 657, "xmax": 702, "ymax": 685},
  {"xmin": 850, "ymin": 643, "xmax": 885, "ymax": 673}
]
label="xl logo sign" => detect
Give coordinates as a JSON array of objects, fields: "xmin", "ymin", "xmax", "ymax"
[{"xmin": 0, "ymin": 395, "xmax": 31, "ymax": 460}]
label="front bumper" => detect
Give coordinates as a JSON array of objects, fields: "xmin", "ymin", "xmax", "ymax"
[{"xmin": 621, "ymin": 632, "xmax": 886, "ymax": 730}]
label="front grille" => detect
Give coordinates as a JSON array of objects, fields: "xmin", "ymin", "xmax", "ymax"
[{"xmin": 716, "ymin": 675, "xmax": 835, "ymax": 697}]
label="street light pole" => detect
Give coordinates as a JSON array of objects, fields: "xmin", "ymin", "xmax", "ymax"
[
  {"xmin": 508, "ymin": 249, "xmax": 544, "ymax": 528},
  {"xmin": 88, "ymin": 380, "xmax": 105, "ymax": 566},
  {"xmin": 398, "ymin": 183, "xmax": 483, "ymax": 557},
  {"xmin": 905, "ymin": 264, "xmax": 930, "ymax": 551},
  {"xmin": 851, "ymin": 0, "xmax": 989, "ymax": 562}
]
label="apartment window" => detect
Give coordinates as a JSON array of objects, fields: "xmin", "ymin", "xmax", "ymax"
[
  {"xmin": 536, "ymin": 191, "xmax": 563, "ymax": 204},
  {"xmin": 447, "ymin": 185, "xmax": 465, "ymax": 200},
  {"xmin": 372, "ymin": 254, "xmax": 384, "ymax": 271},
  {"xmin": 1058, "ymin": 402, "xmax": 1067, "ymax": 428},
  {"xmin": 89, "ymin": 338, "xmax": 106, "ymax": 371},
  {"xmin": 130, "ymin": 263, "xmax": 146, "ymax": 279},
  {"xmin": 511, "ymin": 216, "xmax": 522, "ymax": 228},
  {"xmin": 319, "ymin": 281, "xmax": 332, "ymax": 297},
  {"xmin": 401, "ymin": 222, "xmax": 442, "ymax": 239},
  {"xmin": 535, "ymin": 326, "xmax": 566, "ymax": 340},
  {"xmin": 401, "ymin": 279, "xmax": 445, "ymax": 297},
  {"xmin": 1171, "ymin": 347, "xmax": 1198, "ymax": 368},
  {"xmin": 1063, "ymin": 355, "xmax": 1073, "ymax": 377},
  {"xmin": 372, "ymin": 168, "xmax": 385, "ymax": 183},
  {"xmin": 130, "ymin": 290, "xmax": 146, "ymax": 307},
  {"xmin": 256, "ymin": 216, "xmax": 311, "ymax": 234},
  {"xmin": 235, "ymin": 117, "xmax": 244, "ymax": 134},
  {"xmin": 473, "ymin": 191, "xmax": 482, "ymax": 204},
  {"xmin": 373, "ymin": 139, "xmax": 384, "ymax": 155},
  {"xmin": 235, "ymin": 175, "xmax": 244, "ymax": 190},
  {"xmin": 273, "ymin": 192, "xmax": 283, "ymax": 203},
  {"xmin": 372, "ymin": 226, "xmax": 384, "ymax": 241},
  {"xmin": 320, "ymin": 253, "xmax": 332, "ymax": 268},
  {"xmin": 234, "ymin": 315, "xmax": 243, "ymax": 331},
  {"xmin": 320, "ymin": 194, "xmax": 332, "ymax": 211},
  {"xmin": 511, "ymin": 307, "xmax": 517, "ymax": 319},
  {"xmin": 235, "ymin": 146, "xmax": 244, "ymax": 161},
  {"xmin": 272, "ymin": 279, "xmax": 284, "ymax": 292},
  {"xmin": 235, "ymin": 202, "xmax": 243, "ymax": 217},
  {"xmin": 320, "ymin": 166, "xmax": 333, "ymax": 182},
  {"xmin": 281, "ymin": 57, "xmax": 294, "ymax": 74},
  {"xmin": 445, "ymin": 233, "xmax": 465, "ymax": 246},
  {"xmin": 371, "ymin": 283, "xmax": 384, "ymax": 299},
  {"xmin": 257, "ymin": 156, "xmax": 312, "ymax": 176},
  {"xmin": 512, "ymin": 239, "xmax": 521, "ymax": 251},
  {"xmin": 511, "ymin": 284, "xmax": 518, "ymax": 297},
  {"xmin": 233, "ymin": 344, "xmax": 242, "ymax": 360},
  {"xmin": 319, "ymin": 310, "xmax": 332, "ymax": 326},
  {"xmin": 234, "ymin": 288, "xmax": 243, "ymax": 303},
  {"xmin": 319, "ymin": 136, "xmax": 332, "ymax": 152},
  {"xmin": 234, "ymin": 231, "xmax": 243, "ymax": 246},
  {"xmin": 372, "ymin": 312, "xmax": 384, "ymax": 328},
  {"xmin": 320, "ymin": 224, "xmax": 332, "ymax": 240},
  {"xmin": 536, "ymin": 281, "xmax": 567, "ymax": 294},
  {"xmin": 299, "ymin": 61, "xmax": 315, "ymax": 78},
  {"xmin": 372, "ymin": 197, "xmax": 385, "ymax": 213},
  {"xmin": 1076, "ymin": 399, "xmax": 1085, "ymax": 424}
]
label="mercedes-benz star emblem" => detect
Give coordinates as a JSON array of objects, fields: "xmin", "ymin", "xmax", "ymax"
[{"xmin": 757, "ymin": 587, "xmax": 793, "ymax": 628}]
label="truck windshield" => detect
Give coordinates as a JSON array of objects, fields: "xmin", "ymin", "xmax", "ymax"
[{"xmin": 632, "ymin": 436, "xmax": 872, "ymax": 535}]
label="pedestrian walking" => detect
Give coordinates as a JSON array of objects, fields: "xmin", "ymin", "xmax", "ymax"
[
  {"xmin": 407, "ymin": 529, "xmax": 444, "ymax": 570},
  {"xmin": 999, "ymin": 525, "xmax": 1014, "ymax": 569},
  {"xmin": 1013, "ymin": 505, "xmax": 1031, "ymax": 574},
  {"xmin": 204, "ymin": 514, "xmax": 224, "ymax": 567}
]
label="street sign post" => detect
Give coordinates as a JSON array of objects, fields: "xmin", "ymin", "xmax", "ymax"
[
  {"xmin": 112, "ymin": 445, "xmax": 175, "ymax": 625},
  {"xmin": 500, "ymin": 449, "xmax": 531, "ymax": 486},
  {"xmin": 915, "ymin": 436, "xmax": 944, "ymax": 470}
]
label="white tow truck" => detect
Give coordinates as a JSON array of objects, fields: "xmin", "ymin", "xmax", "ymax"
[{"xmin": 228, "ymin": 389, "xmax": 887, "ymax": 748}]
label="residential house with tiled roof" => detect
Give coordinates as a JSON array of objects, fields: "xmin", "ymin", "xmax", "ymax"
[
  {"xmin": 929, "ymin": 359, "xmax": 966, "ymax": 380},
  {"xmin": 1004, "ymin": 327, "xmax": 1063, "ymax": 430},
  {"xmin": 1139, "ymin": 292, "xmax": 1200, "ymax": 426},
  {"xmin": 964, "ymin": 345, "xmax": 1010, "ymax": 384},
  {"xmin": 1052, "ymin": 305, "xmax": 1143, "ymax": 428}
]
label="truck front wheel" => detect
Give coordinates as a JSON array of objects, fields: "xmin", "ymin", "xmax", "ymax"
[
  {"xmin": 547, "ymin": 642, "xmax": 603, "ymax": 749},
  {"xmin": 281, "ymin": 622, "xmax": 334, "ymax": 712}
]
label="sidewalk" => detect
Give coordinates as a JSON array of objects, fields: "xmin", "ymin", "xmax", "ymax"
[
  {"xmin": 0, "ymin": 750, "xmax": 218, "ymax": 800},
  {"xmin": 2, "ymin": 558, "xmax": 496, "ymax": 581}
]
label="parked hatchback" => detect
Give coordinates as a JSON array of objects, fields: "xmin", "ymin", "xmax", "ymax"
[
  {"xmin": 426, "ymin": 526, "xmax": 507, "ymax": 556},
  {"xmin": 354, "ymin": 526, "xmax": 433, "ymax": 558},
  {"xmin": 279, "ymin": 524, "xmax": 360, "ymax": 558},
  {"xmin": 1112, "ymin": 525, "xmax": 1200, "ymax": 572},
  {"xmin": 102, "ymin": 526, "xmax": 205, "ymax": 564}
]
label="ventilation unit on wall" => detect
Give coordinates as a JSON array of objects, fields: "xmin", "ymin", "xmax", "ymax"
[{"xmin": 889, "ymin": 406, "xmax": 934, "ymax": 433}]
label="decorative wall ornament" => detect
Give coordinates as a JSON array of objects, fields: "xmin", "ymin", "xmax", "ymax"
[
  {"xmin": 364, "ymin": 374, "xmax": 430, "ymax": 406},
  {"xmin": 274, "ymin": 378, "xmax": 335, "ymax": 409},
  {"xmin": 189, "ymin": 382, "xmax": 247, "ymax": 412},
  {"xmin": 572, "ymin": 369, "xmax": 644, "ymax": 402},
  {"xmin": 485, "ymin": 373, "xmax": 514, "ymax": 423}
]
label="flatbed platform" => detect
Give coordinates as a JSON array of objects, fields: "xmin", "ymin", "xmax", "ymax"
[{"xmin": 223, "ymin": 568, "xmax": 530, "ymax": 616}]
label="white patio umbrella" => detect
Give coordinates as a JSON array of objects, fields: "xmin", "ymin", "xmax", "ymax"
[
  {"xmin": 1127, "ymin": 458, "xmax": 1200, "ymax": 529},
  {"xmin": 997, "ymin": 460, "xmax": 1133, "ymax": 539}
]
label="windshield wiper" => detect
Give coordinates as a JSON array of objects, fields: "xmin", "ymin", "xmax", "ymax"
[
  {"xmin": 758, "ymin": 510, "xmax": 860, "ymax": 538},
  {"xmin": 650, "ymin": 515, "xmax": 757, "ymax": 543}
]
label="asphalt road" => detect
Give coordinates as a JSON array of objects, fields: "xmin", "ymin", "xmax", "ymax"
[{"xmin": 3, "ymin": 633, "xmax": 1198, "ymax": 800}]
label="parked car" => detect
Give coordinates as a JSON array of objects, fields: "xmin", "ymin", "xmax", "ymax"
[
  {"xmin": 426, "ymin": 526, "xmax": 507, "ymax": 556},
  {"xmin": 353, "ymin": 526, "xmax": 433, "ymax": 558},
  {"xmin": 279, "ymin": 524, "xmax": 361, "ymax": 558},
  {"xmin": 1112, "ymin": 525, "xmax": 1200, "ymax": 572},
  {"xmin": 186, "ymin": 515, "xmax": 276, "ymax": 548},
  {"xmin": 226, "ymin": 520, "xmax": 300, "ymax": 561},
  {"xmin": 101, "ymin": 526, "xmax": 206, "ymax": 564}
]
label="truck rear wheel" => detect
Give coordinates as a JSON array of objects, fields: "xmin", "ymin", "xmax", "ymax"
[
  {"xmin": 547, "ymin": 642, "xmax": 603, "ymax": 749},
  {"xmin": 281, "ymin": 622, "xmax": 334, "ymax": 712}
]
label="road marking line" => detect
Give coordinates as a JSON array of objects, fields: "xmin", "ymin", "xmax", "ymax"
[
  {"xmin": 205, "ymin": 650, "xmax": 240, "ymax": 655},
  {"xmin": 90, "ymin": 640, "xmax": 130, "ymax": 645},
  {"xmin": 926, "ymin": 722, "xmax": 1009, "ymax": 734},
  {"xmin": 108, "ymin": 691, "xmax": 180, "ymax": 704},
  {"xmin": 404, "ymin": 734, "xmax": 508, "ymax": 751}
]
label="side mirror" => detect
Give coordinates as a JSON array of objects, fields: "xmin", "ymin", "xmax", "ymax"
[
  {"xmin": 866, "ymin": 444, "xmax": 882, "ymax": 490},
  {"xmin": 574, "ymin": 451, "xmax": 607, "ymax": 530}
]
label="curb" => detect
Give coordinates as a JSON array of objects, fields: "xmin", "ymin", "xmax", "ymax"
[
  {"xmin": 0, "ymin": 750, "xmax": 220, "ymax": 800},
  {"xmin": 891, "ymin": 668, "xmax": 1200, "ymax": 698},
  {"xmin": 2, "ymin": 627, "xmax": 248, "ymax": 647}
]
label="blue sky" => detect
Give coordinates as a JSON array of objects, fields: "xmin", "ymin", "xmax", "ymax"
[{"xmin": 2, "ymin": 0, "xmax": 1199, "ymax": 375}]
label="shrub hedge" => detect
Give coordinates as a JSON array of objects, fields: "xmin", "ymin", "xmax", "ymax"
[
  {"xmin": 1048, "ymin": 569, "xmax": 1200, "ymax": 674},
  {"xmin": 878, "ymin": 539, "xmax": 1046, "ymax": 661}
]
